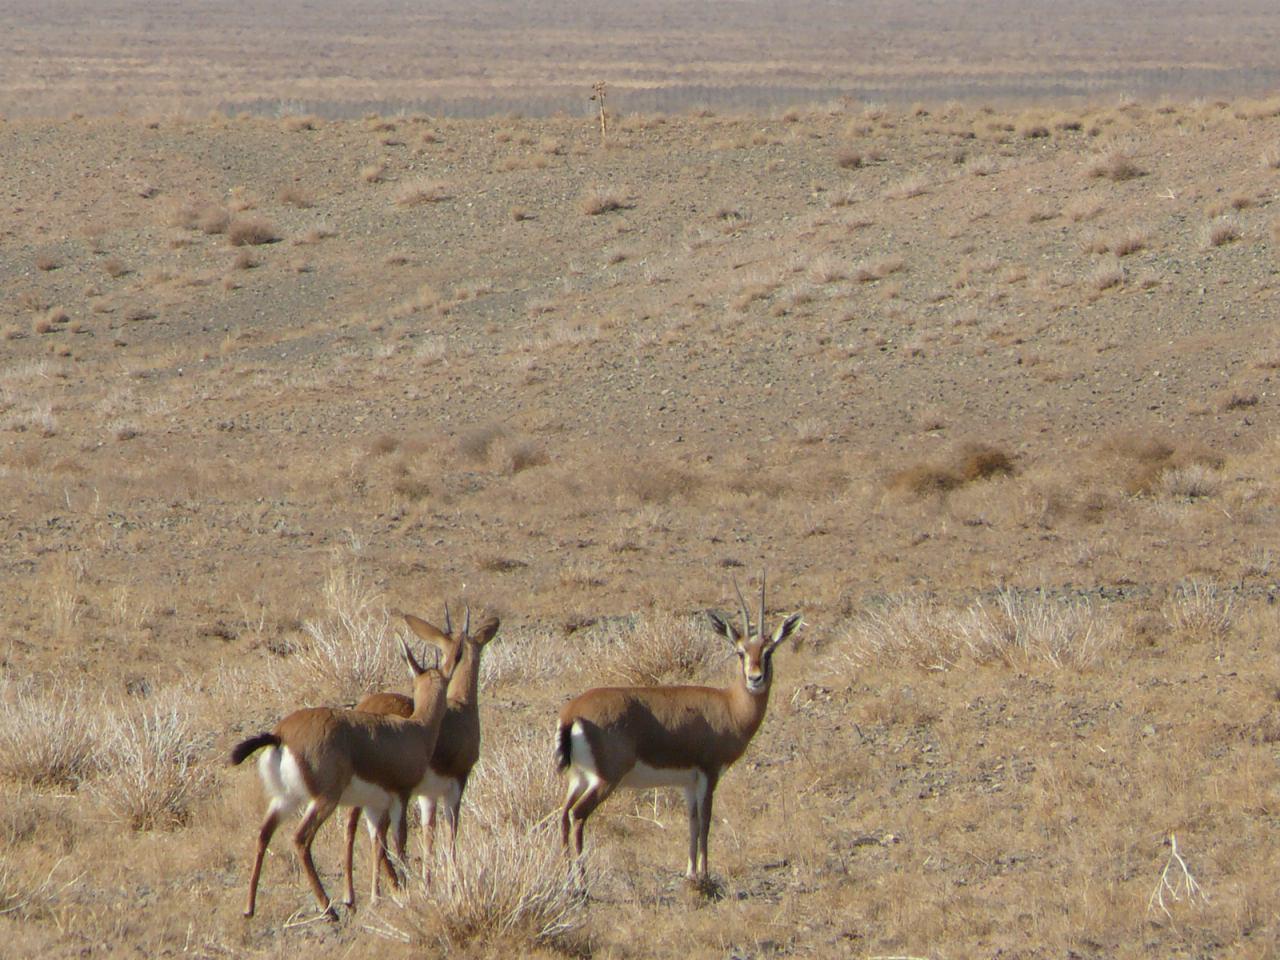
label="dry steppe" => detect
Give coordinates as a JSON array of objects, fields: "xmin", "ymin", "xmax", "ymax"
[{"xmin": 2, "ymin": 92, "xmax": 1280, "ymax": 958}]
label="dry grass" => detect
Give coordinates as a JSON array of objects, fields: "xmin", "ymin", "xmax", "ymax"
[
  {"xmin": 579, "ymin": 187, "xmax": 629, "ymax": 215},
  {"xmin": 883, "ymin": 174, "xmax": 929, "ymax": 199},
  {"xmin": 844, "ymin": 589, "xmax": 1118, "ymax": 670},
  {"xmin": 227, "ymin": 217, "xmax": 279, "ymax": 246},
  {"xmin": 396, "ymin": 178, "xmax": 452, "ymax": 205},
  {"xmin": 281, "ymin": 562, "xmax": 401, "ymax": 702},
  {"xmin": 593, "ymin": 610, "xmax": 722, "ymax": 686},
  {"xmin": 0, "ymin": 680, "xmax": 101, "ymax": 787},
  {"xmin": 1202, "ymin": 217, "xmax": 1241, "ymax": 248},
  {"xmin": 93, "ymin": 693, "xmax": 212, "ymax": 831},
  {"xmin": 888, "ymin": 441, "xmax": 1015, "ymax": 496},
  {"xmin": 1085, "ymin": 148, "xmax": 1145, "ymax": 181}
]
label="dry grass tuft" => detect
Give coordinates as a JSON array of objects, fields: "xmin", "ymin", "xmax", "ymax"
[
  {"xmin": 834, "ymin": 147, "xmax": 863, "ymax": 169},
  {"xmin": 396, "ymin": 178, "xmax": 452, "ymax": 205},
  {"xmin": 1085, "ymin": 148, "xmax": 1145, "ymax": 181},
  {"xmin": 1097, "ymin": 433, "xmax": 1221, "ymax": 496},
  {"xmin": 276, "ymin": 185, "xmax": 313, "ymax": 208},
  {"xmin": 283, "ymin": 562, "xmax": 401, "ymax": 702},
  {"xmin": 594, "ymin": 610, "xmax": 721, "ymax": 686},
  {"xmin": 227, "ymin": 217, "xmax": 279, "ymax": 246},
  {"xmin": 93, "ymin": 694, "xmax": 212, "ymax": 831},
  {"xmin": 0, "ymin": 680, "xmax": 102, "ymax": 787},
  {"xmin": 884, "ymin": 174, "xmax": 929, "ymax": 199},
  {"xmin": 1161, "ymin": 581, "xmax": 1234, "ymax": 645},
  {"xmin": 888, "ymin": 441, "xmax": 1014, "ymax": 496},
  {"xmin": 579, "ymin": 187, "xmax": 629, "ymax": 215},
  {"xmin": 1202, "ymin": 217, "xmax": 1241, "ymax": 248},
  {"xmin": 845, "ymin": 590, "xmax": 1117, "ymax": 670}
]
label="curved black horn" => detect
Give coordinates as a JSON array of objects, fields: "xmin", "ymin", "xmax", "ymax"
[
  {"xmin": 463, "ymin": 603, "xmax": 471, "ymax": 636},
  {"xmin": 443, "ymin": 602, "xmax": 452, "ymax": 636}
]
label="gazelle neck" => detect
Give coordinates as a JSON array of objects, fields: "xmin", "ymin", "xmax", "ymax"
[
  {"xmin": 448, "ymin": 640, "xmax": 481, "ymax": 708},
  {"xmin": 727, "ymin": 667, "xmax": 771, "ymax": 737}
]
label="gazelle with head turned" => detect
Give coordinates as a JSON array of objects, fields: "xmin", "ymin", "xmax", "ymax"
[
  {"xmin": 230, "ymin": 634, "xmax": 454, "ymax": 920},
  {"xmin": 341, "ymin": 604, "xmax": 499, "ymax": 897},
  {"xmin": 555, "ymin": 574, "xmax": 802, "ymax": 883}
]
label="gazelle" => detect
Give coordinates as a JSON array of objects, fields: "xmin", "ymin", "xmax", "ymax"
[
  {"xmin": 230, "ymin": 634, "xmax": 453, "ymax": 919},
  {"xmin": 555, "ymin": 575, "xmax": 802, "ymax": 882},
  {"xmin": 342, "ymin": 604, "xmax": 499, "ymax": 897}
]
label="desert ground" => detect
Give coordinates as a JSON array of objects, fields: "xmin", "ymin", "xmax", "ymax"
[{"xmin": 2, "ymin": 4, "xmax": 1280, "ymax": 959}]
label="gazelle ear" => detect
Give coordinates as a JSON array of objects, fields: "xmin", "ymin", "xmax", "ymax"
[
  {"xmin": 399, "ymin": 636, "xmax": 425, "ymax": 678},
  {"xmin": 767, "ymin": 613, "xmax": 804, "ymax": 651},
  {"xmin": 705, "ymin": 610, "xmax": 741, "ymax": 643},
  {"xmin": 470, "ymin": 616, "xmax": 500, "ymax": 646},
  {"xmin": 401, "ymin": 612, "xmax": 449, "ymax": 647}
]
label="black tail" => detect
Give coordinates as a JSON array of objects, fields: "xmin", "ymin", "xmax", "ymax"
[
  {"xmin": 230, "ymin": 733, "xmax": 280, "ymax": 766},
  {"xmin": 554, "ymin": 722, "xmax": 573, "ymax": 773}
]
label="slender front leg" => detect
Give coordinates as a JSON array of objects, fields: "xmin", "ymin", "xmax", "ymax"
[
  {"xmin": 696, "ymin": 776, "xmax": 717, "ymax": 880},
  {"xmin": 244, "ymin": 805, "xmax": 281, "ymax": 918},
  {"xmin": 684, "ymin": 781, "xmax": 700, "ymax": 880}
]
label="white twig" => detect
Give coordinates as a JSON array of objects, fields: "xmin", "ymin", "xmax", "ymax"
[{"xmin": 1147, "ymin": 833, "xmax": 1208, "ymax": 922}]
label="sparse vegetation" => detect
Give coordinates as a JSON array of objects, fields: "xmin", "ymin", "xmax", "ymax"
[{"xmin": 227, "ymin": 217, "xmax": 279, "ymax": 246}]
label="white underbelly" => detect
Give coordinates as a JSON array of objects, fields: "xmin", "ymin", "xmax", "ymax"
[
  {"xmin": 619, "ymin": 760, "xmax": 700, "ymax": 791},
  {"xmin": 339, "ymin": 774, "xmax": 395, "ymax": 812}
]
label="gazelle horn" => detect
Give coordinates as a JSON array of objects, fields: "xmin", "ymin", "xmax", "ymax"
[
  {"xmin": 733, "ymin": 575, "xmax": 751, "ymax": 638},
  {"xmin": 759, "ymin": 570, "xmax": 767, "ymax": 638}
]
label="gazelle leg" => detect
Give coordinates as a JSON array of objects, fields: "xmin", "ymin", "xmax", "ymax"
[
  {"xmin": 422, "ymin": 797, "xmax": 438, "ymax": 882},
  {"xmin": 684, "ymin": 781, "xmax": 700, "ymax": 880},
  {"xmin": 560, "ymin": 774, "xmax": 587, "ymax": 853},
  {"xmin": 244, "ymin": 803, "xmax": 281, "ymax": 918},
  {"xmin": 696, "ymin": 776, "xmax": 717, "ymax": 880},
  {"xmin": 293, "ymin": 798, "xmax": 339, "ymax": 919},
  {"xmin": 444, "ymin": 781, "xmax": 463, "ymax": 862},
  {"xmin": 343, "ymin": 807, "xmax": 360, "ymax": 907}
]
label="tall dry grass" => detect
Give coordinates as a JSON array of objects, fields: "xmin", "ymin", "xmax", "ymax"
[{"xmin": 844, "ymin": 589, "xmax": 1118, "ymax": 670}]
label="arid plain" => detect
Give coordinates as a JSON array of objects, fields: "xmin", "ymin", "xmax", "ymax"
[{"xmin": 2, "ymin": 3, "xmax": 1280, "ymax": 958}]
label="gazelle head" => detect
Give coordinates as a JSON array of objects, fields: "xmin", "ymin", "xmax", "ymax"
[
  {"xmin": 706, "ymin": 573, "xmax": 803, "ymax": 694},
  {"xmin": 397, "ymin": 603, "xmax": 500, "ymax": 679}
]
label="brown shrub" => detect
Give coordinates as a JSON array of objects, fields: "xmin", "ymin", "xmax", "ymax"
[
  {"xmin": 888, "ymin": 442, "xmax": 1015, "ymax": 497},
  {"xmin": 834, "ymin": 147, "xmax": 863, "ymax": 169},
  {"xmin": 276, "ymin": 185, "xmax": 313, "ymax": 208},
  {"xmin": 1085, "ymin": 149, "xmax": 1144, "ymax": 181},
  {"xmin": 196, "ymin": 205, "xmax": 230, "ymax": 234},
  {"xmin": 579, "ymin": 188, "xmax": 628, "ymax": 215},
  {"xmin": 227, "ymin": 218, "xmax": 279, "ymax": 246},
  {"xmin": 1097, "ymin": 433, "xmax": 1222, "ymax": 495}
]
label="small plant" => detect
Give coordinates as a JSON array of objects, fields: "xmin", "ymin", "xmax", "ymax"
[
  {"xmin": 227, "ymin": 218, "xmax": 279, "ymax": 246},
  {"xmin": 94, "ymin": 695, "xmax": 211, "ymax": 831},
  {"xmin": 395, "ymin": 178, "xmax": 451, "ymax": 205},
  {"xmin": 834, "ymin": 147, "xmax": 863, "ymax": 169},
  {"xmin": 0, "ymin": 680, "xmax": 102, "ymax": 787},
  {"xmin": 285, "ymin": 562, "xmax": 402, "ymax": 701},
  {"xmin": 1202, "ymin": 217, "xmax": 1241, "ymax": 248},
  {"xmin": 884, "ymin": 174, "xmax": 929, "ymax": 199},
  {"xmin": 579, "ymin": 187, "xmax": 628, "ymax": 215},
  {"xmin": 595, "ymin": 610, "xmax": 720, "ymax": 686},
  {"xmin": 1086, "ymin": 148, "xmax": 1145, "ymax": 181}
]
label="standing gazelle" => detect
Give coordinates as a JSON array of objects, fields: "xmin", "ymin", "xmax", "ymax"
[
  {"xmin": 555, "ymin": 575, "xmax": 802, "ymax": 882},
  {"xmin": 342, "ymin": 604, "xmax": 499, "ymax": 899},
  {"xmin": 230, "ymin": 634, "xmax": 453, "ymax": 919}
]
